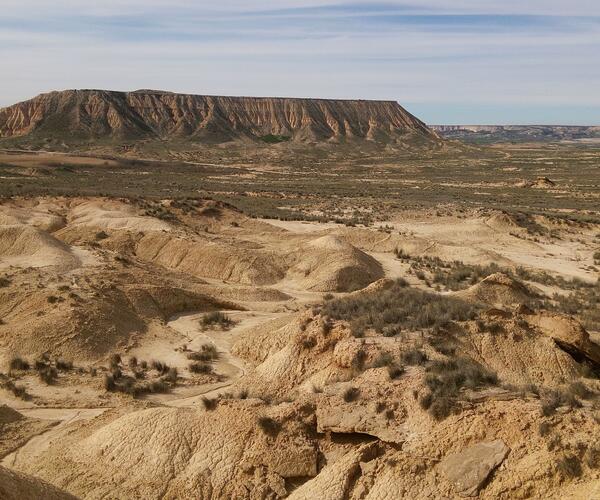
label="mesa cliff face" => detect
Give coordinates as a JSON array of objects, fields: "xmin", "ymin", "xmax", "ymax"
[{"xmin": 0, "ymin": 89, "xmax": 438, "ymax": 144}]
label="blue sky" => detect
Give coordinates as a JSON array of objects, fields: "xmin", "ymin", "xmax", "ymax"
[{"xmin": 1, "ymin": 1, "xmax": 599, "ymax": 124}]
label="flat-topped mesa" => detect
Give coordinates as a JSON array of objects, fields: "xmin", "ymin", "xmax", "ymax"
[{"xmin": 0, "ymin": 89, "xmax": 439, "ymax": 144}]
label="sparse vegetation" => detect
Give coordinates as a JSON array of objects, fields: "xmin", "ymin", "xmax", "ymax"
[
  {"xmin": 9, "ymin": 357, "xmax": 30, "ymax": 371},
  {"xmin": 187, "ymin": 344, "xmax": 219, "ymax": 362},
  {"xmin": 200, "ymin": 311, "xmax": 235, "ymax": 330},
  {"xmin": 189, "ymin": 362, "xmax": 213, "ymax": 374},
  {"xmin": 38, "ymin": 366, "xmax": 58, "ymax": 384},
  {"xmin": 540, "ymin": 388, "xmax": 582, "ymax": 416},
  {"xmin": 556, "ymin": 454, "xmax": 582, "ymax": 479},
  {"xmin": 322, "ymin": 279, "xmax": 481, "ymax": 334},
  {"xmin": 419, "ymin": 358, "xmax": 498, "ymax": 420},
  {"xmin": 201, "ymin": 396, "xmax": 219, "ymax": 410},
  {"xmin": 402, "ymin": 348, "xmax": 428, "ymax": 366}
]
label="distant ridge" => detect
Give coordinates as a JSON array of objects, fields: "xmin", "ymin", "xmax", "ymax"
[
  {"xmin": 431, "ymin": 124, "xmax": 600, "ymax": 143},
  {"xmin": 0, "ymin": 89, "xmax": 440, "ymax": 145}
]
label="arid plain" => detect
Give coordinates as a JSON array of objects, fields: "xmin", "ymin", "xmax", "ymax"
[{"xmin": 0, "ymin": 90, "xmax": 599, "ymax": 499}]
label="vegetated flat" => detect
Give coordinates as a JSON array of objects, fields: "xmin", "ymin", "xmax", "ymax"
[{"xmin": 0, "ymin": 135, "xmax": 599, "ymax": 498}]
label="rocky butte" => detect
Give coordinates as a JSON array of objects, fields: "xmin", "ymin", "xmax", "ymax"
[{"xmin": 0, "ymin": 89, "xmax": 440, "ymax": 144}]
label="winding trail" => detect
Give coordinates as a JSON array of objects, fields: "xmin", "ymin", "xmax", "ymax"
[
  {"xmin": 157, "ymin": 310, "xmax": 288, "ymax": 407},
  {"xmin": 1, "ymin": 309, "xmax": 290, "ymax": 469}
]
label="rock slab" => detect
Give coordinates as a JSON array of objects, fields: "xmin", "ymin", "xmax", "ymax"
[{"xmin": 438, "ymin": 439, "xmax": 509, "ymax": 497}]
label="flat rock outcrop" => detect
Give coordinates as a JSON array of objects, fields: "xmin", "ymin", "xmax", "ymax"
[{"xmin": 438, "ymin": 440, "xmax": 510, "ymax": 497}]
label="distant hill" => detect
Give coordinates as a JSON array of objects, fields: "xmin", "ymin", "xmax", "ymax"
[
  {"xmin": 431, "ymin": 125, "xmax": 600, "ymax": 144},
  {"xmin": 0, "ymin": 89, "xmax": 440, "ymax": 146}
]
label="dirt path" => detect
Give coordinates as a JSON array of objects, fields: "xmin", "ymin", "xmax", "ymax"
[
  {"xmin": 1, "ymin": 309, "xmax": 290, "ymax": 469},
  {"xmin": 148, "ymin": 310, "xmax": 290, "ymax": 407}
]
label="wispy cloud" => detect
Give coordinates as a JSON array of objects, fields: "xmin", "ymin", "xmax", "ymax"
[{"xmin": 1, "ymin": 1, "xmax": 599, "ymax": 123}]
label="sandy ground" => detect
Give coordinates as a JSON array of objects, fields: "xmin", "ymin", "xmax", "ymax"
[
  {"xmin": 144, "ymin": 310, "xmax": 290, "ymax": 407},
  {"xmin": 1, "ymin": 408, "xmax": 106, "ymax": 469}
]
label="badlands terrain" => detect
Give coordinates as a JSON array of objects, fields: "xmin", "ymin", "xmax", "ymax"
[{"xmin": 0, "ymin": 91, "xmax": 599, "ymax": 499}]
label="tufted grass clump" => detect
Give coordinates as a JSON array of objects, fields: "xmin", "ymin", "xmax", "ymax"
[
  {"xmin": 200, "ymin": 311, "xmax": 235, "ymax": 330},
  {"xmin": 419, "ymin": 358, "xmax": 498, "ymax": 420}
]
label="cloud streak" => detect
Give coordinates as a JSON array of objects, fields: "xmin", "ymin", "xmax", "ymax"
[{"xmin": 1, "ymin": 1, "xmax": 599, "ymax": 124}]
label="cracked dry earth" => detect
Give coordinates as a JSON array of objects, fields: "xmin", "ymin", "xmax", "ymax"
[{"xmin": 0, "ymin": 197, "xmax": 599, "ymax": 499}]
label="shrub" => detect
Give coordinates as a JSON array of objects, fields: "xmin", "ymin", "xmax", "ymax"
[
  {"xmin": 429, "ymin": 335, "xmax": 456, "ymax": 356},
  {"xmin": 55, "ymin": 359, "xmax": 73, "ymax": 371},
  {"xmin": 382, "ymin": 324, "xmax": 401, "ymax": 337},
  {"xmin": 322, "ymin": 318, "xmax": 333, "ymax": 335},
  {"xmin": 0, "ymin": 277, "xmax": 11, "ymax": 287},
  {"xmin": 201, "ymin": 396, "xmax": 219, "ymax": 410},
  {"xmin": 343, "ymin": 387, "xmax": 360, "ymax": 403},
  {"xmin": 260, "ymin": 134, "xmax": 291, "ymax": 144},
  {"xmin": 109, "ymin": 353, "xmax": 121, "ymax": 368},
  {"xmin": 257, "ymin": 416, "xmax": 281, "ymax": 437},
  {"xmin": 567, "ymin": 381, "xmax": 592, "ymax": 400},
  {"xmin": 6, "ymin": 380, "xmax": 28, "ymax": 399},
  {"xmin": 394, "ymin": 248, "xmax": 411, "ymax": 260},
  {"xmin": 402, "ymin": 348, "xmax": 428, "ymax": 366},
  {"xmin": 187, "ymin": 345, "xmax": 219, "ymax": 361},
  {"xmin": 9, "ymin": 357, "xmax": 30, "ymax": 371},
  {"xmin": 538, "ymin": 422, "xmax": 552, "ymax": 437},
  {"xmin": 189, "ymin": 362, "xmax": 213, "ymax": 374},
  {"xmin": 104, "ymin": 374, "xmax": 116, "ymax": 391},
  {"xmin": 557, "ymin": 455, "xmax": 582, "ymax": 479},
  {"xmin": 151, "ymin": 360, "xmax": 169, "ymax": 374},
  {"xmin": 200, "ymin": 311, "xmax": 235, "ymax": 330},
  {"xmin": 372, "ymin": 352, "xmax": 394, "ymax": 368},
  {"xmin": 111, "ymin": 367, "xmax": 122, "ymax": 380},
  {"xmin": 301, "ymin": 337, "xmax": 317, "ymax": 349},
  {"xmin": 164, "ymin": 367, "xmax": 178, "ymax": 383},
  {"xmin": 541, "ymin": 389, "xmax": 582, "ymax": 416},
  {"xmin": 349, "ymin": 319, "xmax": 366, "ymax": 338},
  {"xmin": 38, "ymin": 366, "xmax": 58, "ymax": 384},
  {"xmin": 421, "ymin": 358, "xmax": 498, "ymax": 420},
  {"xmin": 388, "ymin": 365, "xmax": 405, "ymax": 380},
  {"xmin": 128, "ymin": 356, "xmax": 138, "ymax": 368}
]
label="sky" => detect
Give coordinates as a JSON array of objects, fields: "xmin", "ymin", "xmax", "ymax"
[{"xmin": 1, "ymin": 1, "xmax": 599, "ymax": 124}]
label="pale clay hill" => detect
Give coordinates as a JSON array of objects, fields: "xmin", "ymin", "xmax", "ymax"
[
  {"xmin": 0, "ymin": 89, "xmax": 439, "ymax": 144},
  {"xmin": 0, "ymin": 196, "xmax": 599, "ymax": 499}
]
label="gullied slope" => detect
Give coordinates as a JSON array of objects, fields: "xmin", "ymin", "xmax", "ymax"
[{"xmin": 0, "ymin": 89, "xmax": 438, "ymax": 143}]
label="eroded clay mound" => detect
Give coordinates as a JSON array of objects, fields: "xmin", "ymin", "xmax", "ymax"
[
  {"xmin": 455, "ymin": 272, "xmax": 538, "ymax": 308},
  {"xmin": 16, "ymin": 403, "xmax": 317, "ymax": 499},
  {"xmin": 0, "ymin": 205, "xmax": 65, "ymax": 232},
  {"xmin": 288, "ymin": 235, "xmax": 384, "ymax": 292},
  {"xmin": 135, "ymin": 232, "xmax": 287, "ymax": 285},
  {"xmin": 0, "ymin": 280, "xmax": 232, "ymax": 363},
  {"xmin": 66, "ymin": 200, "xmax": 173, "ymax": 232},
  {"xmin": 0, "ymin": 225, "xmax": 80, "ymax": 269},
  {"xmin": 0, "ymin": 465, "xmax": 77, "ymax": 500}
]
